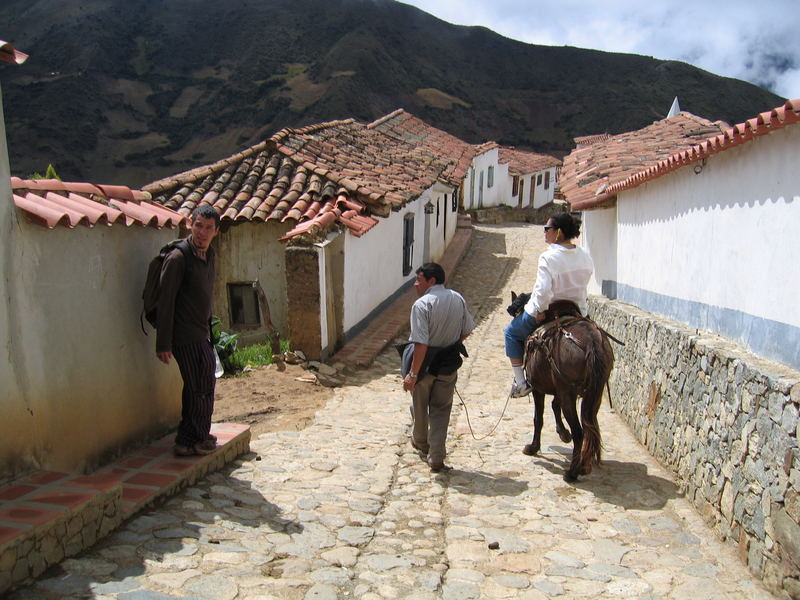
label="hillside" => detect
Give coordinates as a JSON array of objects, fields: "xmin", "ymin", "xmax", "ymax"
[{"xmin": 0, "ymin": 0, "xmax": 784, "ymax": 187}]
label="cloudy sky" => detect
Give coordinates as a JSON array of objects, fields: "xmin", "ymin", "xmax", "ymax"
[{"xmin": 401, "ymin": 0, "xmax": 800, "ymax": 100}]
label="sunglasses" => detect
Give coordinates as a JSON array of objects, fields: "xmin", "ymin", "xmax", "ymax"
[{"xmin": 544, "ymin": 225, "xmax": 557, "ymax": 231}]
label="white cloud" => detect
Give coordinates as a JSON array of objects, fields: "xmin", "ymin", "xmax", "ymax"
[{"xmin": 400, "ymin": 0, "xmax": 800, "ymax": 99}]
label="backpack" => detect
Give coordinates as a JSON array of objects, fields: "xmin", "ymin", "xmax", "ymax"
[{"xmin": 141, "ymin": 239, "xmax": 192, "ymax": 334}]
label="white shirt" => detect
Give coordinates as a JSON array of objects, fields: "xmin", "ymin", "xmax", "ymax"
[{"xmin": 524, "ymin": 244, "xmax": 594, "ymax": 317}]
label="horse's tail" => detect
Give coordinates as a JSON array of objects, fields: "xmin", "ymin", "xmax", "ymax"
[{"xmin": 579, "ymin": 322, "xmax": 612, "ymax": 473}]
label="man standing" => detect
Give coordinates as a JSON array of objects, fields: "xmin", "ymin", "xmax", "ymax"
[
  {"xmin": 402, "ymin": 263, "xmax": 474, "ymax": 472},
  {"xmin": 156, "ymin": 205, "xmax": 220, "ymax": 457}
]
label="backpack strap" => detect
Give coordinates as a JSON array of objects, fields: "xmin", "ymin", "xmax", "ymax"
[{"xmin": 140, "ymin": 238, "xmax": 194, "ymax": 335}]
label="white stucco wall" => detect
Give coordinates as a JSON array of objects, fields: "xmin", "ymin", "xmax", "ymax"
[
  {"xmin": 466, "ymin": 149, "xmax": 500, "ymax": 209},
  {"xmin": 341, "ymin": 185, "xmax": 458, "ymax": 334},
  {"xmin": 531, "ymin": 167, "xmax": 558, "ymax": 209},
  {"xmin": 2, "ymin": 220, "xmax": 182, "ymax": 479},
  {"xmin": 598, "ymin": 124, "xmax": 800, "ymax": 368},
  {"xmin": 582, "ymin": 206, "xmax": 617, "ymax": 296},
  {"xmin": 426, "ymin": 183, "xmax": 458, "ymax": 262},
  {"xmin": 342, "ymin": 205, "xmax": 415, "ymax": 332}
]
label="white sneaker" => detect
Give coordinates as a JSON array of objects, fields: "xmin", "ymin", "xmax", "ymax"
[{"xmin": 509, "ymin": 379, "xmax": 532, "ymax": 397}]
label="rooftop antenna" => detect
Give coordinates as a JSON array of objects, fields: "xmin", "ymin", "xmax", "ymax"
[{"xmin": 667, "ymin": 96, "xmax": 681, "ymax": 117}]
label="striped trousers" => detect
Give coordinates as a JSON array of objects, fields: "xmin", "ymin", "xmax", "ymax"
[{"xmin": 172, "ymin": 340, "xmax": 216, "ymax": 446}]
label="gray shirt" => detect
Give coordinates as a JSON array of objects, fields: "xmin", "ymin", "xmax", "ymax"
[{"xmin": 409, "ymin": 284, "xmax": 475, "ymax": 347}]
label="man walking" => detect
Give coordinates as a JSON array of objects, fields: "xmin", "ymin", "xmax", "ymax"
[
  {"xmin": 402, "ymin": 263, "xmax": 474, "ymax": 472},
  {"xmin": 156, "ymin": 205, "xmax": 220, "ymax": 457}
]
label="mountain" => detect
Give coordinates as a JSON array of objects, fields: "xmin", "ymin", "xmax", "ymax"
[{"xmin": 0, "ymin": 0, "xmax": 784, "ymax": 187}]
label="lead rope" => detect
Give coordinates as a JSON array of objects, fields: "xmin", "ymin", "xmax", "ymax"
[{"xmin": 455, "ymin": 385, "xmax": 515, "ymax": 441}]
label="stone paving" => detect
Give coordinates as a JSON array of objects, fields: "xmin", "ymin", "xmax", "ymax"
[{"xmin": 10, "ymin": 223, "xmax": 776, "ymax": 599}]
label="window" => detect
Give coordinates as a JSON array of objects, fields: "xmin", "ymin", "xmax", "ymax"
[
  {"xmin": 402, "ymin": 213, "xmax": 414, "ymax": 276},
  {"xmin": 537, "ymin": 174, "xmax": 543, "ymax": 186},
  {"xmin": 436, "ymin": 198, "xmax": 440, "ymax": 227},
  {"xmin": 544, "ymin": 171, "xmax": 551, "ymax": 190},
  {"xmin": 228, "ymin": 283, "xmax": 261, "ymax": 326},
  {"xmin": 487, "ymin": 165, "xmax": 494, "ymax": 188},
  {"xmin": 452, "ymin": 192, "xmax": 457, "ymax": 212},
  {"xmin": 512, "ymin": 175, "xmax": 519, "ymax": 196}
]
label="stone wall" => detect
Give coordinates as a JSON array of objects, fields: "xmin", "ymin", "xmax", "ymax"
[
  {"xmin": 589, "ymin": 296, "xmax": 800, "ymax": 598},
  {"xmin": 468, "ymin": 202, "xmax": 566, "ymax": 225}
]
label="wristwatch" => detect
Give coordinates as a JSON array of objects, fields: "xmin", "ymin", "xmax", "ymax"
[{"xmin": 408, "ymin": 371, "xmax": 417, "ymax": 379}]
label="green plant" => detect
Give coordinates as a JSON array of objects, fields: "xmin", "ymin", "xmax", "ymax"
[
  {"xmin": 28, "ymin": 164, "xmax": 61, "ymax": 180},
  {"xmin": 210, "ymin": 316, "xmax": 240, "ymax": 375},
  {"xmin": 228, "ymin": 337, "xmax": 291, "ymax": 371}
]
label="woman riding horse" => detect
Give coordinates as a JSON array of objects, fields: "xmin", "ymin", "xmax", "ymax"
[
  {"xmin": 504, "ymin": 214, "xmax": 614, "ymax": 481},
  {"xmin": 504, "ymin": 213, "xmax": 594, "ymax": 397}
]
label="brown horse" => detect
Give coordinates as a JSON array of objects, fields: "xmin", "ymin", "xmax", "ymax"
[{"xmin": 521, "ymin": 308, "xmax": 615, "ymax": 481}]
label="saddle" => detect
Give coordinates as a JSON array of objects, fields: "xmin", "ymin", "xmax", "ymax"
[
  {"xmin": 525, "ymin": 301, "xmax": 623, "ymax": 390},
  {"xmin": 529, "ymin": 300, "xmax": 583, "ymax": 340}
]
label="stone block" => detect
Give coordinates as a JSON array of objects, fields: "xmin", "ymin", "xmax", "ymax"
[
  {"xmin": 748, "ymin": 538, "xmax": 766, "ymax": 578},
  {"xmin": 721, "ymin": 481, "xmax": 735, "ymax": 521},
  {"xmin": 66, "ymin": 515, "xmax": 84, "ymax": 539},
  {"xmin": 11, "ymin": 556, "xmax": 29, "ymax": 582},
  {"xmin": 781, "ymin": 402, "xmax": 800, "ymax": 434},
  {"xmin": 786, "ymin": 489, "xmax": 800, "ymax": 522},
  {"xmin": 769, "ymin": 392, "xmax": 788, "ymax": 423},
  {"xmin": 0, "ymin": 547, "xmax": 16, "ymax": 575},
  {"xmin": 774, "ymin": 508, "xmax": 800, "ymax": 569},
  {"xmin": 784, "ymin": 576, "xmax": 800, "ymax": 600}
]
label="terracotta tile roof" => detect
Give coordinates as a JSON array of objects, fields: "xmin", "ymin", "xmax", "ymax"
[
  {"xmin": 0, "ymin": 40, "xmax": 28, "ymax": 65},
  {"xmin": 11, "ymin": 177, "xmax": 187, "ymax": 229},
  {"xmin": 145, "ymin": 111, "xmax": 471, "ymax": 243},
  {"xmin": 573, "ymin": 134, "xmax": 611, "ymax": 148},
  {"xmin": 598, "ymin": 98, "xmax": 800, "ymax": 204},
  {"xmin": 368, "ymin": 109, "xmax": 475, "ymax": 184},
  {"xmin": 560, "ymin": 113, "xmax": 728, "ymax": 211},
  {"xmin": 498, "ymin": 147, "xmax": 561, "ymax": 176},
  {"xmin": 473, "ymin": 141, "xmax": 499, "ymax": 156}
]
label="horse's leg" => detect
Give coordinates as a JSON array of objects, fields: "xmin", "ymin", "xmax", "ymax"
[
  {"xmin": 560, "ymin": 392, "xmax": 583, "ymax": 482},
  {"xmin": 552, "ymin": 399, "xmax": 572, "ymax": 443},
  {"xmin": 522, "ymin": 391, "xmax": 546, "ymax": 456},
  {"xmin": 579, "ymin": 383, "xmax": 605, "ymax": 476}
]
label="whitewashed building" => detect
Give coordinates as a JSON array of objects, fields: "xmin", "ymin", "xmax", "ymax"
[
  {"xmin": 463, "ymin": 143, "xmax": 560, "ymax": 210},
  {"xmin": 147, "ymin": 112, "xmax": 469, "ymax": 359},
  {"xmin": 563, "ymin": 100, "xmax": 800, "ymax": 370}
]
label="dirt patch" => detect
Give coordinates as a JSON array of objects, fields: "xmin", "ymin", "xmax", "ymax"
[{"xmin": 213, "ymin": 362, "xmax": 334, "ymax": 437}]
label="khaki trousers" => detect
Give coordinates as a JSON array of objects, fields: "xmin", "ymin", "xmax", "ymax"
[{"xmin": 411, "ymin": 371, "xmax": 458, "ymax": 465}]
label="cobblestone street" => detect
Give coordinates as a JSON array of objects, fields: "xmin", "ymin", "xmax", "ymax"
[{"xmin": 11, "ymin": 223, "xmax": 775, "ymax": 599}]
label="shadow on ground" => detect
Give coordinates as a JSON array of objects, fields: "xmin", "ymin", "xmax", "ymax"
[
  {"xmin": 9, "ymin": 458, "xmax": 300, "ymax": 599},
  {"xmin": 442, "ymin": 468, "xmax": 530, "ymax": 497},
  {"xmin": 530, "ymin": 447, "xmax": 682, "ymax": 510}
]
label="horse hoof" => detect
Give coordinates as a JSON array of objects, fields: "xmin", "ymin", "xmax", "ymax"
[
  {"xmin": 522, "ymin": 444, "xmax": 538, "ymax": 456},
  {"xmin": 563, "ymin": 471, "xmax": 578, "ymax": 482},
  {"xmin": 558, "ymin": 431, "xmax": 572, "ymax": 443}
]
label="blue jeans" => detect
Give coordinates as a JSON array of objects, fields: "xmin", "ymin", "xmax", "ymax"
[{"xmin": 504, "ymin": 311, "xmax": 538, "ymax": 360}]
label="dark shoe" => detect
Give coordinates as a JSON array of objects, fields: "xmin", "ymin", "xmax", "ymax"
[
  {"xmin": 173, "ymin": 444, "xmax": 196, "ymax": 457},
  {"xmin": 193, "ymin": 440, "xmax": 217, "ymax": 455},
  {"xmin": 429, "ymin": 460, "xmax": 452, "ymax": 473},
  {"xmin": 509, "ymin": 379, "xmax": 533, "ymax": 398},
  {"xmin": 411, "ymin": 440, "xmax": 429, "ymax": 456}
]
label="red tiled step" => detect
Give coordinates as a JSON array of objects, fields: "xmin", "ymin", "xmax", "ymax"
[{"xmin": 0, "ymin": 422, "xmax": 251, "ymax": 596}]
